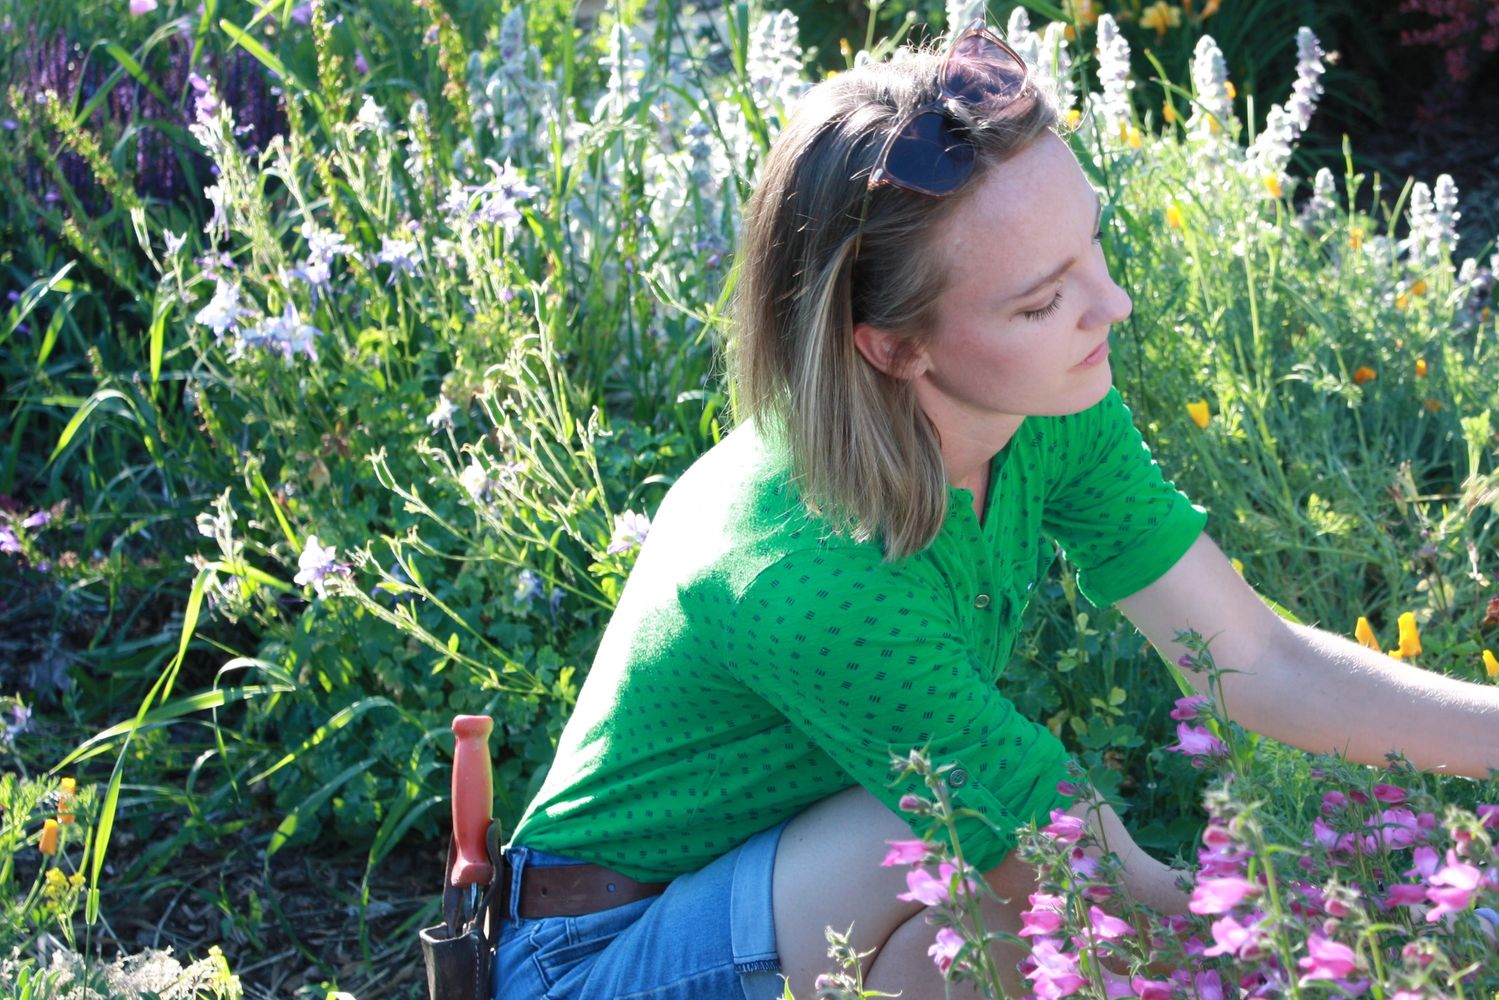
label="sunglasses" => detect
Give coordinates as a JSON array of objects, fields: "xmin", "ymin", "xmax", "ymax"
[{"xmin": 865, "ymin": 18, "xmax": 1030, "ymax": 197}]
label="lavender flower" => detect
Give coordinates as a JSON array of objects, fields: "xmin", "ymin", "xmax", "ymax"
[
  {"xmin": 426, "ymin": 394, "xmax": 457, "ymax": 431},
  {"xmin": 294, "ymin": 535, "xmax": 343, "ymax": 598},
  {"xmin": 375, "ymin": 236, "xmax": 421, "ymax": 284},
  {"xmin": 163, "ymin": 229, "xmax": 187, "ymax": 256},
  {"xmin": 1302, "ymin": 167, "xmax": 1339, "ymax": 230},
  {"xmin": 1287, "ymin": 28, "xmax": 1327, "ymax": 133},
  {"xmin": 452, "ymin": 160, "xmax": 540, "ymax": 234},
  {"xmin": 1187, "ymin": 35, "xmax": 1235, "ymax": 146},
  {"xmin": 239, "ymin": 304, "xmax": 320, "ymax": 363},
  {"xmin": 746, "ymin": 10, "xmax": 807, "ymax": 118},
  {"xmin": 2, "ymin": 702, "xmax": 30, "ymax": 745},
  {"xmin": 607, "ymin": 510, "xmax": 651, "ymax": 554},
  {"xmin": 353, "ymin": 95, "xmax": 386, "ymax": 134},
  {"xmin": 0, "ymin": 526, "xmax": 19, "ymax": 554},
  {"xmin": 1401, "ymin": 179, "xmax": 1458, "ymax": 265},
  {"xmin": 1246, "ymin": 28, "xmax": 1326, "ymax": 191},
  {"xmin": 1094, "ymin": 14, "xmax": 1133, "ymax": 141},
  {"xmin": 21, "ymin": 510, "xmax": 50, "ymax": 529},
  {"xmin": 514, "ymin": 569, "xmax": 543, "ymax": 605},
  {"xmin": 194, "ymin": 279, "xmax": 248, "ymax": 338}
]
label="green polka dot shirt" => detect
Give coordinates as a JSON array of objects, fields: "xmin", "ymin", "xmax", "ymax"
[{"xmin": 511, "ymin": 388, "xmax": 1206, "ymax": 881}]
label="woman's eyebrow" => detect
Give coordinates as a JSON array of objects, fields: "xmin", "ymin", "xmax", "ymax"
[{"xmin": 1003, "ymin": 191, "xmax": 1104, "ymax": 304}]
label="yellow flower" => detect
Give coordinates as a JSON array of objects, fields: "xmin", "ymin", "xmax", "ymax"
[
  {"xmin": 44, "ymin": 868, "xmax": 69, "ymax": 900},
  {"xmin": 1348, "ymin": 228, "xmax": 1365, "ymax": 251},
  {"xmin": 1410, "ymin": 279, "xmax": 1427, "ymax": 297},
  {"xmin": 1186, "ymin": 400, "xmax": 1210, "ymax": 429},
  {"xmin": 1352, "ymin": 366, "xmax": 1376, "ymax": 385},
  {"xmin": 1166, "ymin": 201, "xmax": 1184, "ymax": 230},
  {"xmin": 1395, "ymin": 611, "xmax": 1422, "ymax": 659},
  {"xmin": 1230, "ymin": 557, "xmax": 1244, "ymax": 576},
  {"xmin": 1065, "ymin": 108, "xmax": 1083, "ymax": 130},
  {"xmin": 1140, "ymin": 1, "xmax": 1182, "ymax": 37},
  {"xmin": 1063, "ymin": 0, "xmax": 1100, "ymax": 27},
  {"xmin": 1414, "ymin": 358, "xmax": 1428, "ymax": 378},
  {"xmin": 1225, "ymin": 81, "xmax": 1237, "ymax": 99},
  {"xmin": 1483, "ymin": 648, "xmax": 1498, "ymax": 679},
  {"xmin": 1163, "ymin": 101, "xmax": 1177, "ymax": 124},
  {"xmin": 1118, "ymin": 124, "xmax": 1144, "ymax": 149},
  {"xmin": 1396, "ymin": 292, "xmax": 1410, "ymax": 311},
  {"xmin": 1355, "ymin": 616, "xmax": 1381, "ymax": 653},
  {"xmin": 1263, "ymin": 174, "xmax": 1283, "ymax": 199},
  {"xmin": 39, "ymin": 818, "xmax": 59, "ymax": 855}
]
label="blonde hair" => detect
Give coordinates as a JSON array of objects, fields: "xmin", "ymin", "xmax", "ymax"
[{"xmin": 730, "ymin": 45, "xmax": 1058, "ymax": 560}]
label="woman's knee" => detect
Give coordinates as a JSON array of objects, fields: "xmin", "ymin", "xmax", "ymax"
[{"xmin": 771, "ymin": 786, "xmax": 924, "ymax": 991}]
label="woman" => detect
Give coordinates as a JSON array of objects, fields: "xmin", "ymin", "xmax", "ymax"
[{"xmin": 491, "ymin": 21, "xmax": 1499, "ymax": 1000}]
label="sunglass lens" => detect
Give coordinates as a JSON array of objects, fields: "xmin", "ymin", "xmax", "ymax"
[
  {"xmin": 883, "ymin": 111, "xmax": 974, "ymax": 196},
  {"xmin": 944, "ymin": 35, "xmax": 1026, "ymax": 106}
]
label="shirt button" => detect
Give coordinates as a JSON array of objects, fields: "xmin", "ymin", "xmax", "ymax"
[
  {"xmin": 947, "ymin": 768, "xmax": 969, "ymax": 789},
  {"xmin": 974, "ymin": 594, "xmax": 991, "ymax": 609}
]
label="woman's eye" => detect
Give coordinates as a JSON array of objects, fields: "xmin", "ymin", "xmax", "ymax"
[{"xmin": 1022, "ymin": 290, "xmax": 1063, "ymax": 322}]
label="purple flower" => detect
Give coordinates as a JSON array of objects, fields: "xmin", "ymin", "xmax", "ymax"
[
  {"xmin": 1384, "ymin": 883, "xmax": 1428, "ymax": 907},
  {"xmin": 607, "ymin": 510, "xmax": 651, "ymax": 554},
  {"xmin": 129, "ymin": 0, "xmax": 159, "ymax": 14},
  {"xmin": 21, "ymin": 510, "xmax": 49, "ymax": 529},
  {"xmin": 928, "ymin": 926, "xmax": 963, "ymax": 974},
  {"xmin": 1371, "ymin": 783, "xmax": 1407, "ymax": 805},
  {"xmin": 0, "ymin": 527, "xmax": 19, "ymax": 554},
  {"xmin": 1477, "ymin": 803, "xmax": 1499, "ymax": 830}
]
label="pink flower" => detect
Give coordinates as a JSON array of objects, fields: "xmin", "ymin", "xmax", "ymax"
[
  {"xmin": 928, "ymin": 926, "xmax": 964, "ymax": 974},
  {"xmin": 1312, "ymin": 816, "xmax": 1341, "ymax": 851},
  {"xmin": 1372, "ymin": 783, "xmax": 1407, "ymax": 805},
  {"xmin": 1024, "ymin": 938, "xmax": 1089, "ymax": 1000},
  {"xmin": 1068, "ymin": 848, "xmax": 1100, "ymax": 878},
  {"xmin": 129, "ymin": 0, "xmax": 158, "ymax": 13},
  {"xmin": 1478, "ymin": 804, "xmax": 1499, "ymax": 830},
  {"xmin": 1020, "ymin": 908, "xmax": 1066, "ymax": 937},
  {"xmin": 1043, "ymin": 809, "xmax": 1087, "ymax": 844},
  {"xmin": 1088, "ymin": 905, "xmax": 1132, "ymax": 941},
  {"xmin": 1406, "ymin": 845, "xmax": 1440, "ymax": 879},
  {"xmin": 1170, "ymin": 695, "xmax": 1210, "ymax": 721},
  {"xmin": 1297, "ymin": 933, "xmax": 1358, "ymax": 983},
  {"xmin": 898, "ymin": 867, "xmax": 951, "ymax": 906},
  {"xmin": 1384, "ymin": 883, "xmax": 1428, "ymax": 907},
  {"xmin": 1131, "ymin": 979, "xmax": 1173, "ymax": 1000},
  {"xmin": 882, "ymin": 839, "xmax": 930, "ymax": 867},
  {"xmin": 1321, "ymin": 790, "xmax": 1348, "ymax": 815},
  {"xmin": 1194, "ymin": 970, "xmax": 1226, "ymax": 1000},
  {"xmin": 1425, "ymin": 857, "xmax": 1482, "ymax": 922},
  {"xmin": 1201, "ymin": 914, "xmax": 1264, "ymax": 959},
  {"xmin": 1189, "ymin": 876, "xmax": 1261, "ymax": 915},
  {"xmin": 1169, "ymin": 722, "xmax": 1228, "ymax": 758},
  {"xmin": 897, "ymin": 793, "xmax": 925, "ymax": 812},
  {"xmin": 1361, "ymin": 807, "xmax": 1422, "ymax": 852}
]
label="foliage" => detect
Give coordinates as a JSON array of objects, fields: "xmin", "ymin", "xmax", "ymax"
[{"xmin": 0, "ymin": 0, "xmax": 1497, "ymax": 991}]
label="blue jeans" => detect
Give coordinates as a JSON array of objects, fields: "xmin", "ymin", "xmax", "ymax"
[{"xmin": 492, "ymin": 821, "xmax": 788, "ymax": 999}]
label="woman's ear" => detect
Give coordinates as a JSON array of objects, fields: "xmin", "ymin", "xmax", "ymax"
[{"xmin": 853, "ymin": 323, "xmax": 929, "ymax": 380}]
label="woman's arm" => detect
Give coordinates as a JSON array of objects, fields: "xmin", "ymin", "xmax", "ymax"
[{"xmin": 1116, "ymin": 534, "xmax": 1499, "ymax": 779}]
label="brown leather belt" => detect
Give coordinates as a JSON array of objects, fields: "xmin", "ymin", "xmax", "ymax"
[{"xmin": 498, "ymin": 854, "xmax": 671, "ymax": 920}]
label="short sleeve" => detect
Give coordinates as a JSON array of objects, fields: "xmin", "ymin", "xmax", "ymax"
[
  {"xmin": 1042, "ymin": 388, "xmax": 1206, "ymax": 607},
  {"xmin": 727, "ymin": 549, "xmax": 1074, "ymax": 870}
]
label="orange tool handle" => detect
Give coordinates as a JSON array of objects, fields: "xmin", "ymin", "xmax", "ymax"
[{"xmin": 450, "ymin": 715, "xmax": 495, "ymax": 887}]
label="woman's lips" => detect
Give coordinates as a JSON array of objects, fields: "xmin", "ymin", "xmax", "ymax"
[{"xmin": 1076, "ymin": 340, "xmax": 1110, "ymax": 368}]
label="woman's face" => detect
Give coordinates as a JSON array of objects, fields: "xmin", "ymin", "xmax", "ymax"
[{"xmin": 907, "ymin": 132, "xmax": 1131, "ymax": 451}]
